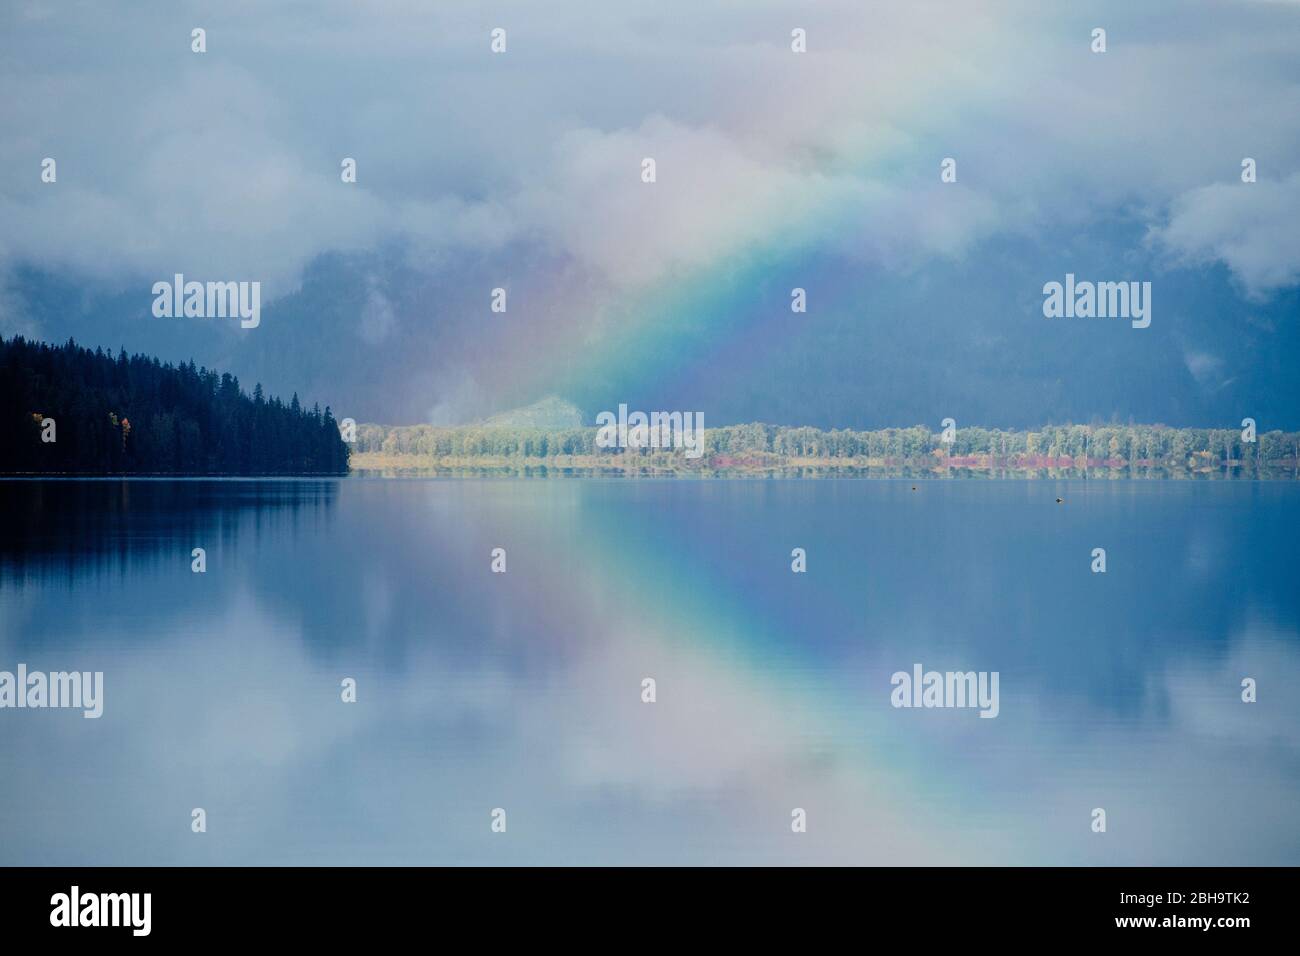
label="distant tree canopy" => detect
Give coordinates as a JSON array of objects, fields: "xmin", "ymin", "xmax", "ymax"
[
  {"xmin": 355, "ymin": 420, "xmax": 1300, "ymax": 473},
  {"xmin": 2, "ymin": 336, "xmax": 349, "ymax": 474}
]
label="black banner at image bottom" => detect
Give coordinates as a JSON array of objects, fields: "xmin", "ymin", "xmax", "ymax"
[{"xmin": 0, "ymin": 866, "xmax": 1278, "ymax": 941}]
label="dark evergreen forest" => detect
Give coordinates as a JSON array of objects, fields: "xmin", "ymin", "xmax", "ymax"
[{"xmin": 1, "ymin": 336, "xmax": 349, "ymax": 474}]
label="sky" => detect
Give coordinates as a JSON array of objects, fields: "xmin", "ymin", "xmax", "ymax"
[{"xmin": 2, "ymin": 0, "xmax": 1298, "ymax": 427}]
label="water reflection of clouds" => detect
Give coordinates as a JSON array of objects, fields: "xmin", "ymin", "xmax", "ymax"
[
  {"xmin": 1161, "ymin": 623, "xmax": 1300, "ymax": 752},
  {"xmin": 2, "ymin": 479, "xmax": 1297, "ymax": 865}
]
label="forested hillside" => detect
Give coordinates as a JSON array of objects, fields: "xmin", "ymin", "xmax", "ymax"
[{"xmin": 1, "ymin": 336, "xmax": 349, "ymax": 474}]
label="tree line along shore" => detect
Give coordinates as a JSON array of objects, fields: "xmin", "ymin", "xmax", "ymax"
[
  {"xmin": 352, "ymin": 421, "xmax": 1300, "ymax": 476},
  {"xmin": 2, "ymin": 336, "xmax": 349, "ymax": 475},
  {"xmin": 5, "ymin": 334, "xmax": 1295, "ymax": 477}
]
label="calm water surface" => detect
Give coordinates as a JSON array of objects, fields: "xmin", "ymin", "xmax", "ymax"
[{"xmin": 1, "ymin": 478, "xmax": 1297, "ymax": 865}]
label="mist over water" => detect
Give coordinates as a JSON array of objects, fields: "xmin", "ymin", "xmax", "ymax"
[{"xmin": 1, "ymin": 478, "xmax": 1297, "ymax": 865}]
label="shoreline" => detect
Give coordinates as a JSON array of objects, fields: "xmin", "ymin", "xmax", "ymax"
[{"xmin": 347, "ymin": 451, "xmax": 1300, "ymax": 479}]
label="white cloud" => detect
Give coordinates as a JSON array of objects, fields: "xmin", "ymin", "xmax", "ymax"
[
  {"xmin": 1151, "ymin": 172, "xmax": 1300, "ymax": 298},
  {"xmin": 358, "ymin": 279, "xmax": 396, "ymax": 345},
  {"xmin": 1, "ymin": 0, "xmax": 1298, "ymax": 302}
]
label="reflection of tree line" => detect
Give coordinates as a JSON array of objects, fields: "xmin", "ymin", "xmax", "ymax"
[
  {"xmin": 0, "ymin": 480, "xmax": 338, "ymax": 570},
  {"xmin": 356, "ymin": 422, "xmax": 1300, "ymax": 476},
  {"xmin": 2, "ymin": 337, "xmax": 349, "ymax": 474}
]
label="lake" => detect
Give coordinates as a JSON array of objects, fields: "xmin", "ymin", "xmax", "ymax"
[{"xmin": 1, "ymin": 477, "xmax": 1297, "ymax": 865}]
